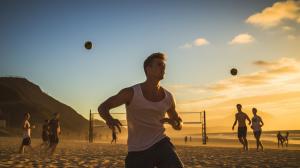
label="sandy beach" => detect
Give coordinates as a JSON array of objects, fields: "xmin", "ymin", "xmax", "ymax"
[{"xmin": 0, "ymin": 137, "xmax": 300, "ymax": 168}]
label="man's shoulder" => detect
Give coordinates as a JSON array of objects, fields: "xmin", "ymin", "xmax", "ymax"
[{"xmin": 161, "ymin": 86, "xmax": 173, "ymax": 96}]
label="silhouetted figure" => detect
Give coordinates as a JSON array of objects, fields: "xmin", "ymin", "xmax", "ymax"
[
  {"xmin": 111, "ymin": 129, "xmax": 117, "ymax": 144},
  {"xmin": 285, "ymin": 131, "xmax": 289, "ymax": 147},
  {"xmin": 277, "ymin": 131, "xmax": 284, "ymax": 148},
  {"xmin": 232, "ymin": 104, "xmax": 251, "ymax": 151},
  {"xmin": 189, "ymin": 136, "xmax": 192, "ymax": 142},
  {"xmin": 40, "ymin": 119, "xmax": 50, "ymax": 152},
  {"xmin": 48, "ymin": 113, "xmax": 61, "ymax": 155},
  {"xmin": 19, "ymin": 112, "xmax": 35, "ymax": 154},
  {"xmin": 251, "ymin": 108, "xmax": 264, "ymax": 151},
  {"xmin": 98, "ymin": 53, "xmax": 184, "ymax": 167},
  {"xmin": 184, "ymin": 136, "xmax": 188, "ymax": 144}
]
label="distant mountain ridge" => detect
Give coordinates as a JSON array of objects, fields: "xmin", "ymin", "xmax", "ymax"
[{"xmin": 0, "ymin": 77, "xmax": 89, "ymax": 136}]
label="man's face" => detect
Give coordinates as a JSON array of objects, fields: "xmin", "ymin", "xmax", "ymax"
[
  {"xmin": 147, "ymin": 58, "xmax": 166, "ymax": 80},
  {"xmin": 252, "ymin": 110, "xmax": 257, "ymax": 115},
  {"xmin": 236, "ymin": 105, "xmax": 242, "ymax": 111}
]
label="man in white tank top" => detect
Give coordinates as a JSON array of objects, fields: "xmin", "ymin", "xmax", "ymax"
[
  {"xmin": 98, "ymin": 52, "xmax": 184, "ymax": 168},
  {"xmin": 19, "ymin": 112, "xmax": 35, "ymax": 154},
  {"xmin": 251, "ymin": 108, "xmax": 264, "ymax": 151}
]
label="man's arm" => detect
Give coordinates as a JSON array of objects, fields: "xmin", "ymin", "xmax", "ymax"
[
  {"xmin": 232, "ymin": 114, "xmax": 237, "ymax": 130},
  {"xmin": 259, "ymin": 116, "xmax": 264, "ymax": 127},
  {"xmin": 98, "ymin": 87, "xmax": 133, "ymax": 132},
  {"xmin": 164, "ymin": 102, "xmax": 182, "ymax": 130},
  {"xmin": 246, "ymin": 114, "xmax": 251, "ymax": 125}
]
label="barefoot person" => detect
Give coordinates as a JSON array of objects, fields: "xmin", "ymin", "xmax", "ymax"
[
  {"xmin": 277, "ymin": 131, "xmax": 284, "ymax": 148},
  {"xmin": 40, "ymin": 119, "xmax": 49, "ymax": 151},
  {"xmin": 251, "ymin": 108, "xmax": 264, "ymax": 151},
  {"xmin": 232, "ymin": 104, "xmax": 251, "ymax": 151},
  {"xmin": 48, "ymin": 113, "xmax": 61, "ymax": 155},
  {"xmin": 19, "ymin": 112, "xmax": 35, "ymax": 154},
  {"xmin": 98, "ymin": 52, "xmax": 184, "ymax": 168}
]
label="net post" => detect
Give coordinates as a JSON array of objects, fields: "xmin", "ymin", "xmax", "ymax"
[
  {"xmin": 89, "ymin": 109, "xmax": 93, "ymax": 143},
  {"xmin": 203, "ymin": 110, "xmax": 207, "ymax": 145}
]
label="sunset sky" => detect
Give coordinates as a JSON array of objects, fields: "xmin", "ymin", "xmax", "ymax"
[{"xmin": 1, "ymin": 0, "xmax": 300, "ymax": 131}]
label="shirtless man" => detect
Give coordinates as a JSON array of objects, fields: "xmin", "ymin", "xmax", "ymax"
[
  {"xmin": 98, "ymin": 52, "xmax": 184, "ymax": 168},
  {"xmin": 48, "ymin": 113, "xmax": 61, "ymax": 155},
  {"xmin": 232, "ymin": 104, "xmax": 251, "ymax": 151}
]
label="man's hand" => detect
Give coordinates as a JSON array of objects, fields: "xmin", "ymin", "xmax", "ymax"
[
  {"xmin": 106, "ymin": 118, "xmax": 122, "ymax": 133},
  {"xmin": 160, "ymin": 117, "xmax": 182, "ymax": 130}
]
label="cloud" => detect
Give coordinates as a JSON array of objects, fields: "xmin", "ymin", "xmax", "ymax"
[
  {"xmin": 179, "ymin": 37, "xmax": 209, "ymax": 49},
  {"xmin": 193, "ymin": 38, "xmax": 210, "ymax": 46},
  {"xmin": 246, "ymin": 0, "xmax": 300, "ymax": 28},
  {"xmin": 179, "ymin": 43, "xmax": 193, "ymax": 49},
  {"xmin": 229, "ymin": 33, "xmax": 254, "ymax": 45}
]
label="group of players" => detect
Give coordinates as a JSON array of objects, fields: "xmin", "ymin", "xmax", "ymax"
[{"xmin": 19, "ymin": 112, "xmax": 61, "ymax": 156}]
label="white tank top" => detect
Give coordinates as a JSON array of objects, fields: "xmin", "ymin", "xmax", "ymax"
[
  {"xmin": 126, "ymin": 84, "xmax": 175, "ymax": 152},
  {"xmin": 23, "ymin": 120, "xmax": 31, "ymax": 138}
]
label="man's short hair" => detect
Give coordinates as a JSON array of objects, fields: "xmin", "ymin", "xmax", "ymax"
[
  {"xmin": 236, "ymin": 104, "xmax": 242, "ymax": 108},
  {"xmin": 143, "ymin": 52, "xmax": 166, "ymax": 75},
  {"xmin": 252, "ymin": 108, "xmax": 257, "ymax": 112}
]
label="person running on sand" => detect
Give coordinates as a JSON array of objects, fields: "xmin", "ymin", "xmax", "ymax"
[
  {"xmin": 232, "ymin": 104, "xmax": 251, "ymax": 151},
  {"xmin": 19, "ymin": 112, "xmax": 35, "ymax": 154},
  {"xmin": 251, "ymin": 108, "xmax": 264, "ymax": 151},
  {"xmin": 98, "ymin": 52, "xmax": 184, "ymax": 168},
  {"xmin": 48, "ymin": 113, "xmax": 61, "ymax": 155}
]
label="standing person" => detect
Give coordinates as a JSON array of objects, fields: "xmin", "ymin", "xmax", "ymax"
[
  {"xmin": 98, "ymin": 52, "xmax": 184, "ymax": 168},
  {"xmin": 48, "ymin": 113, "xmax": 61, "ymax": 155},
  {"xmin": 251, "ymin": 108, "xmax": 264, "ymax": 151},
  {"xmin": 232, "ymin": 104, "xmax": 251, "ymax": 151},
  {"xmin": 277, "ymin": 131, "xmax": 284, "ymax": 148},
  {"xmin": 184, "ymin": 136, "xmax": 187, "ymax": 144},
  {"xmin": 40, "ymin": 119, "xmax": 49, "ymax": 151},
  {"xmin": 111, "ymin": 128, "xmax": 117, "ymax": 144},
  {"xmin": 19, "ymin": 112, "xmax": 35, "ymax": 154},
  {"xmin": 285, "ymin": 131, "xmax": 289, "ymax": 147}
]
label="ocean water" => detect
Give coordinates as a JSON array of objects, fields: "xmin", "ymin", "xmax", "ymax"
[{"xmin": 207, "ymin": 130, "xmax": 300, "ymax": 144}]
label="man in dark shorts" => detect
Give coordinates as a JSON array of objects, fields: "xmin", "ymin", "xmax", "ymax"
[
  {"xmin": 40, "ymin": 119, "xmax": 49, "ymax": 151},
  {"xmin": 232, "ymin": 104, "xmax": 251, "ymax": 151},
  {"xmin": 48, "ymin": 113, "xmax": 61, "ymax": 155},
  {"xmin": 98, "ymin": 52, "xmax": 184, "ymax": 167},
  {"xmin": 19, "ymin": 112, "xmax": 35, "ymax": 154}
]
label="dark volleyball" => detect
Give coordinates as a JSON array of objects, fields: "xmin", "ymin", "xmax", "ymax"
[
  {"xmin": 230, "ymin": 68, "xmax": 238, "ymax": 76},
  {"xmin": 84, "ymin": 41, "xmax": 92, "ymax": 50}
]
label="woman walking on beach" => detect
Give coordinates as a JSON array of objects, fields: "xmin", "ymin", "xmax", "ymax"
[{"xmin": 251, "ymin": 108, "xmax": 264, "ymax": 151}]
